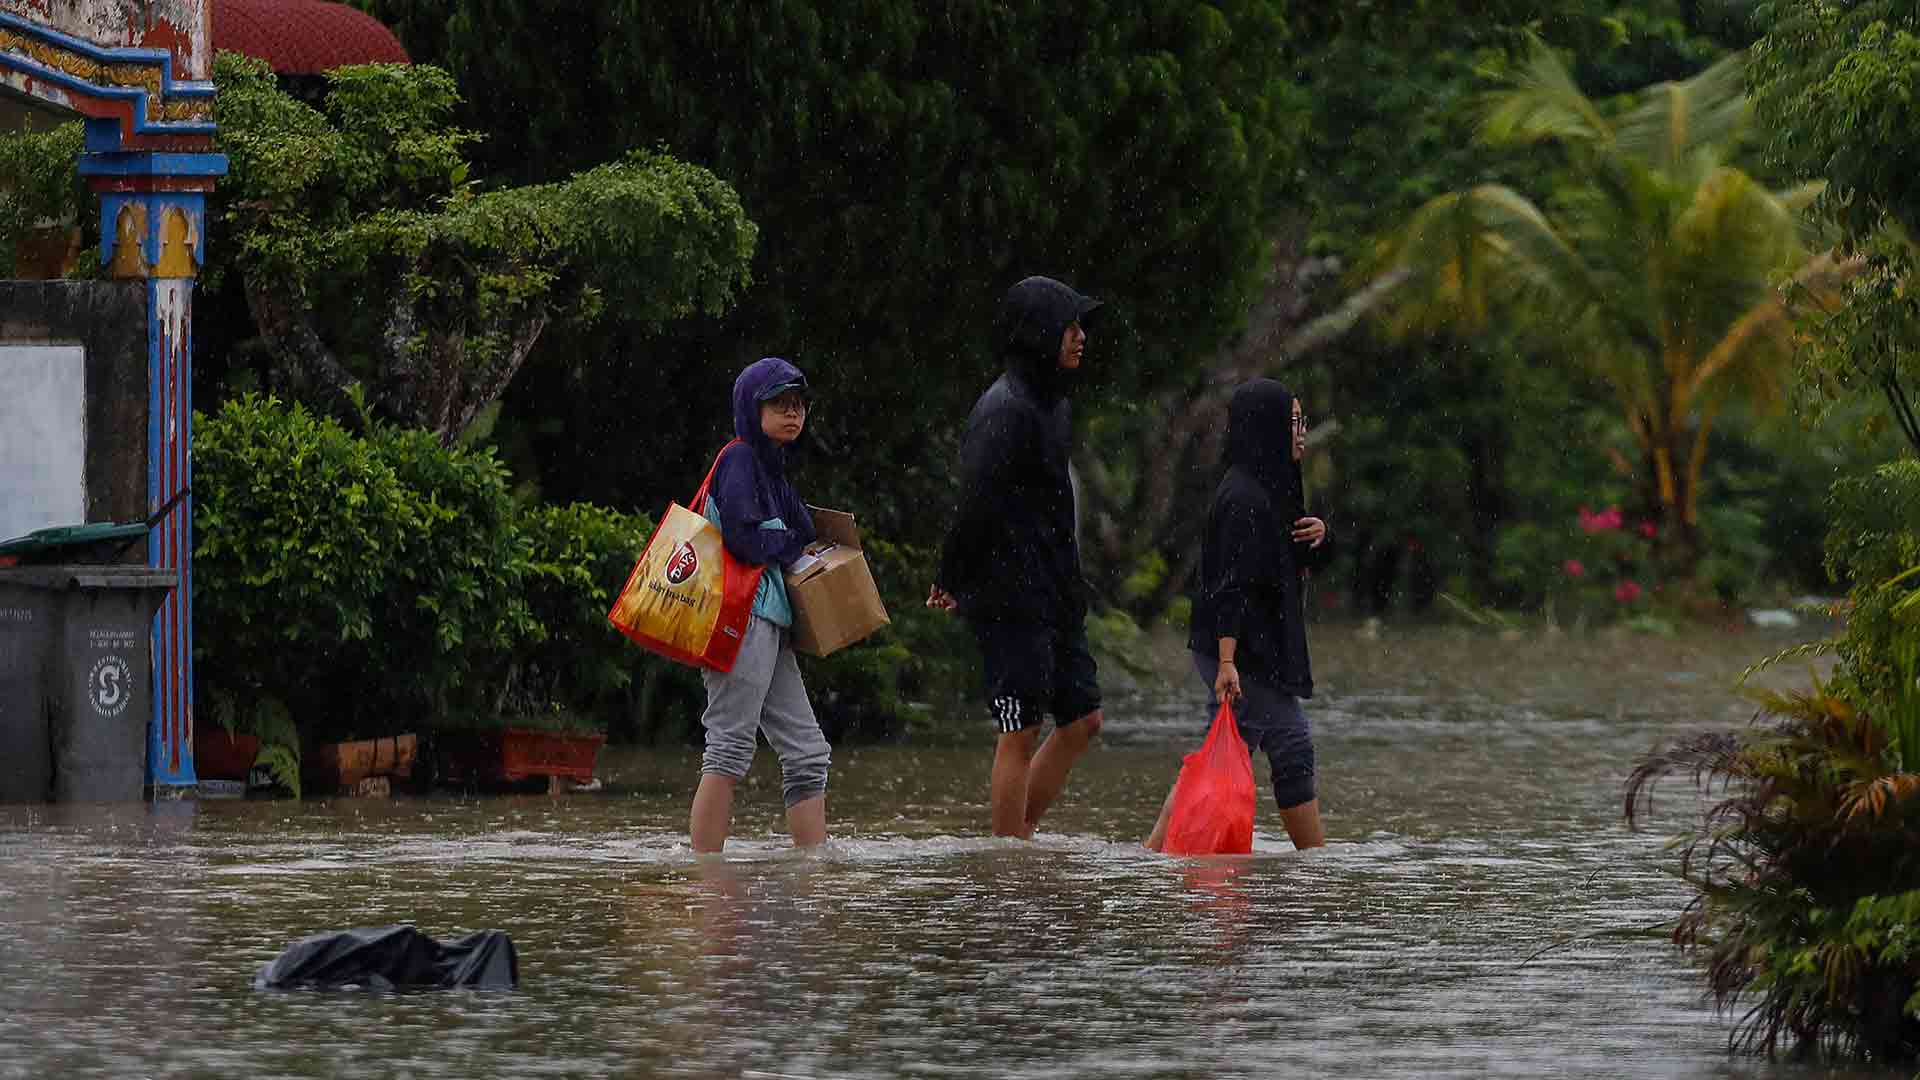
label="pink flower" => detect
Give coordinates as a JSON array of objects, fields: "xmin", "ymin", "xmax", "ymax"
[
  {"xmin": 1578, "ymin": 506, "xmax": 1624, "ymax": 533},
  {"xmin": 1614, "ymin": 580, "xmax": 1643, "ymax": 603},
  {"xmin": 1563, "ymin": 559, "xmax": 1586, "ymax": 578},
  {"xmin": 1638, "ymin": 521, "xmax": 1656, "ymax": 539}
]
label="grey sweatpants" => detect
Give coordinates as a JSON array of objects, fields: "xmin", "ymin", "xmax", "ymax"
[{"xmin": 699, "ymin": 615, "xmax": 830, "ymax": 806}]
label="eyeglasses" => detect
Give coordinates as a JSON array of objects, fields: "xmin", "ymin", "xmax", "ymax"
[
  {"xmin": 765, "ymin": 396, "xmax": 809, "ymax": 416},
  {"xmin": 1292, "ymin": 413, "xmax": 1308, "ymax": 434}
]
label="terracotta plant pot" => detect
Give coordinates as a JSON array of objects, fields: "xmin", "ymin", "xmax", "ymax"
[
  {"xmin": 194, "ymin": 729, "xmax": 260, "ymax": 781},
  {"xmin": 434, "ymin": 728, "xmax": 605, "ymax": 787},
  {"xmin": 305, "ymin": 733, "xmax": 418, "ymax": 792}
]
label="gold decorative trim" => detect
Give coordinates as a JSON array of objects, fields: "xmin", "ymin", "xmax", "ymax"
[
  {"xmin": 109, "ymin": 202, "xmax": 149, "ymax": 279},
  {"xmin": 156, "ymin": 98, "xmax": 210, "ymax": 122},
  {"xmin": 0, "ymin": 27, "xmax": 212, "ymax": 122},
  {"xmin": 154, "ymin": 206, "xmax": 197, "ymax": 277}
]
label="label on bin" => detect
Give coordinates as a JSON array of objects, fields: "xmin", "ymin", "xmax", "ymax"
[
  {"xmin": 89, "ymin": 628, "xmax": 138, "ymax": 649},
  {"xmin": 88, "ymin": 655, "xmax": 131, "ymax": 718}
]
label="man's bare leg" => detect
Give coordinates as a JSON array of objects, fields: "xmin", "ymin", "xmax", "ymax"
[
  {"xmin": 690, "ymin": 773, "xmax": 738, "ymax": 853},
  {"xmin": 1278, "ymin": 799, "xmax": 1325, "ymax": 849},
  {"xmin": 1023, "ymin": 709, "xmax": 1103, "ymax": 832},
  {"xmin": 990, "ymin": 728, "xmax": 1043, "ymax": 838}
]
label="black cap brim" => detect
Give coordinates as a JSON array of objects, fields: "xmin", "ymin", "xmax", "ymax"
[{"xmin": 755, "ymin": 378, "xmax": 808, "ymax": 401}]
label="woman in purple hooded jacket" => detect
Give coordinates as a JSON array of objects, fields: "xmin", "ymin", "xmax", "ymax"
[{"xmin": 688, "ymin": 357, "xmax": 831, "ymax": 852}]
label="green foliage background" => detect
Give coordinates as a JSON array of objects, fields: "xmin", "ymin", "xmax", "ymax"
[
  {"xmin": 354, "ymin": 0, "xmax": 1304, "ymax": 541},
  {"xmin": 2, "ymin": 0, "xmax": 1909, "ymax": 755}
]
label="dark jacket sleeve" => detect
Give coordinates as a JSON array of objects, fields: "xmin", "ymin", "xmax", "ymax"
[
  {"xmin": 1207, "ymin": 495, "xmax": 1267, "ymax": 644},
  {"xmin": 708, "ymin": 447, "xmax": 806, "ymax": 568},
  {"xmin": 937, "ymin": 406, "xmax": 1031, "ymax": 593}
]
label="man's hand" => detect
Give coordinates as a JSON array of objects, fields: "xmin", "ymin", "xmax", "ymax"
[
  {"xmin": 926, "ymin": 584, "xmax": 957, "ymax": 612},
  {"xmin": 1292, "ymin": 516, "xmax": 1328, "ymax": 548}
]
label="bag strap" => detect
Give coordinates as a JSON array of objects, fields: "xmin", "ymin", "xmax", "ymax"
[{"xmin": 690, "ymin": 438, "xmax": 744, "ymax": 512}]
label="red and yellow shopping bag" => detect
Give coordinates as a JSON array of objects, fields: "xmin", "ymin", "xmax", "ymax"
[
  {"xmin": 607, "ymin": 441, "xmax": 765, "ymax": 671},
  {"xmin": 1162, "ymin": 700, "xmax": 1256, "ymax": 855}
]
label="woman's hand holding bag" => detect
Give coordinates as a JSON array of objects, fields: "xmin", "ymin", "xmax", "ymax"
[{"xmin": 1161, "ymin": 700, "xmax": 1256, "ymax": 856}]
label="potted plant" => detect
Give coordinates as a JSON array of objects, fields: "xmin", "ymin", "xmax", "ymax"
[
  {"xmin": 431, "ymin": 708, "xmax": 606, "ymax": 791},
  {"xmin": 198, "ymin": 691, "xmax": 302, "ymax": 798}
]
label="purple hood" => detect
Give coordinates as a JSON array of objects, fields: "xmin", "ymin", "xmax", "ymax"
[{"xmin": 708, "ymin": 357, "xmax": 815, "ymax": 566}]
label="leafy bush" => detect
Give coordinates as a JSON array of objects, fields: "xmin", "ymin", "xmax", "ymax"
[
  {"xmin": 0, "ymin": 121, "xmax": 86, "ymax": 267},
  {"xmin": 197, "ymin": 395, "xmax": 566, "ymax": 746},
  {"xmin": 364, "ymin": 417, "xmax": 540, "ymax": 714},
  {"xmin": 201, "ymin": 51, "xmax": 756, "ymax": 444},
  {"xmin": 1828, "ymin": 461, "xmax": 1920, "ymax": 630},
  {"xmin": 195, "ymin": 394, "xmax": 431, "ymax": 743},
  {"xmin": 1629, "ymin": 459, "xmax": 1920, "ymax": 1060},
  {"xmin": 511, "ymin": 501, "xmax": 653, "ymax": 732},
  {"xmin": 1628, "ymin": 682, "xmax": 1920, "ymax": 1059},
  {"xmin": 1493, "ymin": 506, "xmax": 1661, "ymax": 623},
  {"xmin": 194, "ymin": 394, "xmax": 976, "ymax": 753}
]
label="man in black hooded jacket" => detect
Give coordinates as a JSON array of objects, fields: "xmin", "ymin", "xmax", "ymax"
[{"xmin": 928, "ymin": 275, "xmax": 1106, "ymax": 838}]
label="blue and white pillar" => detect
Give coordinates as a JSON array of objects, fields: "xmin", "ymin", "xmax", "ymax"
[{"xmin": 79, "ymin": 145, "xmax": 226, "ymax": 792}]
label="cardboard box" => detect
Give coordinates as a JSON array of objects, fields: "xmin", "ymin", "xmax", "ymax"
[{"xmin": 786, "ymin": 506, "xmax": 890, "ymax": 657}]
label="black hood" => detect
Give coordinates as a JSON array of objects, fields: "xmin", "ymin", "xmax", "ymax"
[
  {"xmin": 996, "ymin": 276, "xmax": 1103, "ymax": 398},
  {"xmin": 1224, "ymin": 378, "xmax": 1304, "ymax": 515}
]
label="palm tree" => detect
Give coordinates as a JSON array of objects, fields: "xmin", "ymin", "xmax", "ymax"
[{"xmin": 1373, "ymin": 40, "xmax": 1855, "ymax": 575}]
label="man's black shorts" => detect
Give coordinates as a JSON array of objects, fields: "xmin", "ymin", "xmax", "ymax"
[{"xmin": 968, "ymin": 619, "xmax": 1102, "ymax": 734}]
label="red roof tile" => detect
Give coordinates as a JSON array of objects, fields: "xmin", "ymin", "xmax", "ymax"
[{"xmin": 214, "ymin": 0, "xmax": 410, "ymax": 75}]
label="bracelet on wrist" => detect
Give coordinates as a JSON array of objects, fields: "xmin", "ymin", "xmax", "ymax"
[{"xmin": 1219, "ymin": 659, "xmax": 1235, "ymax": 666}]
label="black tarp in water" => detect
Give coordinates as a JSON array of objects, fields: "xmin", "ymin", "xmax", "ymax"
[{"xmin": 252, "ymin": 925, "xmax": 518, "ymax": 990}]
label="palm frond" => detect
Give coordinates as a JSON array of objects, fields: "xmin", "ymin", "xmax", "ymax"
[
  {"xmin": 1615, "ymin": 52, "xmax": 1749, "ymax": 174},
  {"xmin": 1686, "ymin": 249, "xmax": 1866, "ymax": 404},
  {"xmin": 1740, "ymin": 642, "xmax": 1835, "ymax": 686},
  {"xmin": 1624, "ymin": 729, "xmax": 1748, "ymax": 829},
  {"xmin": 1840, "ymin": 773, "xmax": 1920, "ymax": 822},
  {"xmin": 1376, "ymin": 184, "xmax": 1596, "ymax": 338},
  {"xmin": 1479, "ymin": 35, "xmax": 1611, "ymax": 149}
]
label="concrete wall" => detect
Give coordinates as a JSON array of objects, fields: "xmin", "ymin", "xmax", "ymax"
[{"xmin": 0, "ymin": 281, "xmax": 149, "ymax": 538}]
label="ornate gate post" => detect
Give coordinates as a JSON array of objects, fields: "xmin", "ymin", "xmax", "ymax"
[
  {"xmin": 79, "ymin": 144, "xmax": 225, "ymax": 791},
  {"xmin": 1, "ymin": 3, "xmax": 226, "ymax": 793}
]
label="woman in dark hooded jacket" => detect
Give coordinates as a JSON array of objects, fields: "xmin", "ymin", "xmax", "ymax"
[
  {"xmin": 1146, "ymin": 379, "xmax": 1330, "ymax": 850},
  {"xmin": 688, "ymin": 357, "xmax": 832, "ymax": 853}
]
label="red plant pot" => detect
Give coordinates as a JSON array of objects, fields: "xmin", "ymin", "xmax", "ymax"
[
  {"xmin": 435, "ymin": 729, "xmax": 605, "ymax": 786},
  {"xmin": 194, "ymin": 729, "xmax": 260, "ymax": 781}
]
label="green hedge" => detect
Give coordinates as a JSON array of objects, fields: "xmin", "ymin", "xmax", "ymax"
[
  {"xmin": 191, "ymin": 394, "xmax": 985, "ymax": 751},
  {"xmin": 194, "ymin": 394, "xmax": 654, "ymax": 745}
]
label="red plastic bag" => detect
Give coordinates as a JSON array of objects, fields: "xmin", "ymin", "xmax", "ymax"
[{"xmin": 1162, "ymin": 701, "xmax": 1255, "ymax": 855}]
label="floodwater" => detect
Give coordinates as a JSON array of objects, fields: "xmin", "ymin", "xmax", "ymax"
[{"xmin": 0, "ymin": 623, "xmax": 1896, "ymax": 1079}]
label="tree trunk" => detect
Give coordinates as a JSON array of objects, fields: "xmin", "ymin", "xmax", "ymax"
[
  {"xmin": 243, "ymin": 268, "xmax": 360, "ymax": 408},
  {"xmin": 1463, "ymin": 425, "xmax": 1508, "ymax": 601},
  {"xmin": 1643, "ymin": 436, "xmax": 1702, "ymax": 580}
]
